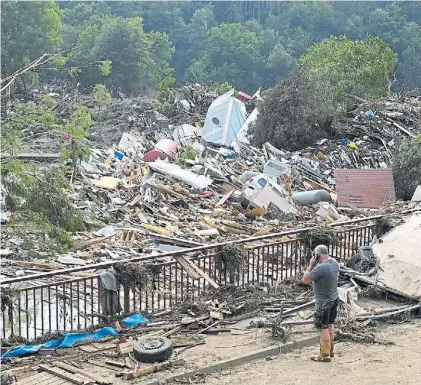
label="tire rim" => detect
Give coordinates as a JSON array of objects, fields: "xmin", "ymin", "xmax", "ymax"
[{"xmin": 144, "ymin": 338, "xmax": 164, "ymax": 350}]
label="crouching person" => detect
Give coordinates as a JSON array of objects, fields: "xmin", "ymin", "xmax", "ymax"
[{"xmin": 303, "ymin": 244, "xmax": 339, "ymax": 362}]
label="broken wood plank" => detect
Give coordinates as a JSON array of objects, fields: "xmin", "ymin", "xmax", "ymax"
[
  {"xmin": 75, "ymin": 232, "xmax": 120, "ymax": 251},
  {"xmin": 173, "ymin": 255, "xmax": 219, "ymax": 289},
  {"xmin": 195, "ymin": 321, "xmax": 219, "ymax": 335},
  {"xmin": 162, "ymin": 326, "xmax": 183, "ymax": 337},
  {"xmin": 202, "ymin": 328, "xmax": 231, "ymax": 334},
  {"xmin": 104, "ymin": 360, "xmax": 126, "ymax": 369},
  {"xmin": 38, "ymin": 365, "xmax": 91, "ymax": 385},
  {"xmin": 251, "ymin": 226, "xmax": 273, "ymax": 237},
  {"xmin": 281, "ymin": 300, "xmax": 315, "ymax": 317},
  {"xmin": 87, "ymin": 360, "xmax": 120, "ymax": 372},
  {"xmin": 117, "ymin": 341, "xmax": 134, "ymax": 355},
  {"xmin": 391, "ymin": 121, "xmax": 415, "ymax": 138},
  {"xmin": 356, "ymin": 304, "xmax": 420, "ymax": 321},
  {"xmin": 52, "ymin": 362, "xmax": 112, "ymax": 385},
  {"xmin": 356, "ymin": 304, "xmax": 416, "ymax": 317},
  {"xmin": 180, "ymin": 315, "xmax": 209, "ymax": 326},
  {"xmin": 281, "ymin": 320, "xmax": 313, "ymax": 326},
  {"xmin": 215, "ymin": 191, "xmax": 233, "ymax": 207},
  {"xmin": 173, "ymin": 255, "xmax": 201, "ymax": 279},
  {"xmin": 124, "ymin": 359, "xmax": 185, "ymax": 380}
]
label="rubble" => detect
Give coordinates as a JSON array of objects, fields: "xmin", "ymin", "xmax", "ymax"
[
  {"xmin": 1, "ymin": 82, "xmax": 421, "ymax": 385},
  {"xmin": 1, "ymin": 89, "xmax": 421, "ymax": 274}
]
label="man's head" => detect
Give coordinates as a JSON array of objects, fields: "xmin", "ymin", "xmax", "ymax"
[{"xmin": 314, "ymin": 244, "xmax": 329, "ymax": 262}]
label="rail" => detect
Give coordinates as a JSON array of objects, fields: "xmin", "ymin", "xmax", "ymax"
[{"xmin": 1, "ymin": 216, "xmax": 385, "ymax": 340}]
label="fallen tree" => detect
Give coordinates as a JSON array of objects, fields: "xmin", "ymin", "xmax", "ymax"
[{"xmin": 249, "ymin": 70, "xmax": 338, "ymax": 151}]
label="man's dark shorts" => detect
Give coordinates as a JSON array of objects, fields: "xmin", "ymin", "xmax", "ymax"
[{"xmin": 314, "ymin": 298, "xmax": 338, "ymax": 329}]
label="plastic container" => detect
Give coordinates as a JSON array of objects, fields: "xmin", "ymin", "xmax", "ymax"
[{"xmin": 263, "ymin": 160, "xmax": 290, "ymax": 177}]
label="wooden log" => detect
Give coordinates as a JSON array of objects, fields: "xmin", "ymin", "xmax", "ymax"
[{"xmin": 124, "ymin": 358, "xmax": 185, "ymax": 380}]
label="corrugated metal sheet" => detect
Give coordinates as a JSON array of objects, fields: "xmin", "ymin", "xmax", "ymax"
[{"xmin": 335, "ymin": 169, "xmax": 396, "ymax": 208}]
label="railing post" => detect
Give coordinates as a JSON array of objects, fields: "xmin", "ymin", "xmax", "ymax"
[{"xmin": 123, "ymin": 285, "xmax": 130, "ymax": 314}]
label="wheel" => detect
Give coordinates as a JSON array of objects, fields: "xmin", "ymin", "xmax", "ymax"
[{"xmin": 133, "ymin": 337, "xmax": 173, "ymax": 363}]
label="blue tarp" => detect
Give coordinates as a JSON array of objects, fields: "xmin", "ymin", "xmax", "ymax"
[
  {"xmin": 121, "ymin": 313, "xmax": 148, "ymax": 328},
  {"xmin": 1, "ymin": 327, "xmax": 118, "ymax": 360},
  {"xmin": 1, "ymin": 313, "xmax": 148, "ymax": 360}
]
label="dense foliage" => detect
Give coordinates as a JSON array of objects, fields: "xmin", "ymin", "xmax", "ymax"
[
  {"xmin": 1, "ymin": 1, "xmax": 62, "ymax": 75},
  {"xmin": 1, "ymin": 1, "xmax": 421, "ymax": 93},
  {"xmin": 300, "ymin": 36, "xmax": 397, "ymax": 102}
]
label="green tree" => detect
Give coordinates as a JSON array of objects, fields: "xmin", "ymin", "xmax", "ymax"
[
  {"xmin": 267, "ymin": 2, "xmax": 337, "ymax": 41},
  {"xmin": 61, "ymin": 1, "xmax": 110, "ymax": 48},
  {"xmin": 71, "ymin": 15, "xmax": 174, "ymax": 94},
  {"xmin": 300, "ymin": 36, "xmax": 397, "ymax": 103},
  {"xmin": 367, "ymin": 4, "xmax": 406, "ymax": 51},
  {"xmin": 1, "ymin": 1, "xmax": 62, "ymax": 76},
  {"xmin": 285, "ymin": 27, "xmax": 312, "ymax": 58},
  {"xmin": 344, "ymin": 14, "xmax": 366, "ymax": 40},
  {"xmin": 187, "ymin": 22, "xmax": 292, "ymax": 91},
  {"xmin": 187, "ymin": 23, "xmax": 264, "ymax": 91},
  {"xmin": 393, "ymin": 135, "xmax": 421, "ymax": 200},
  {"xmin": 399, "ymin": 22, "xmax": 421, "ymax": 89}
]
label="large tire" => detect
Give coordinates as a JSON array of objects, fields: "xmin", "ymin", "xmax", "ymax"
[{"xmin": 133, "ymin": 337, "xmax": 173, "ymax": 363}]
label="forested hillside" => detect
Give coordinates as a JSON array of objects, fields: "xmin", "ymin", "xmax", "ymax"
[{"xmin": 2, "ymin": 1, "xmax": 421, "ymax": 94}]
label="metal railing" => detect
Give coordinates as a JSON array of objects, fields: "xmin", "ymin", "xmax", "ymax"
[{"xmin": 1, "ymin": 217, "xmax": 385, "ymax": 341}]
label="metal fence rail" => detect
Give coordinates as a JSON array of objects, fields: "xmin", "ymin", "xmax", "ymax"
[{"xmin": 1, "ymin": 218, "xmax": 383, "ymax": 340}]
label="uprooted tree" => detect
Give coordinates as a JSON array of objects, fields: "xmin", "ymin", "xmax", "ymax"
[
  {"xmin": 392, "ymin": 134, "xmax": 421, "ymax": 200},
  {"xmin": 249, "ymin": 69, "xmax": 338, "ymax": 151}
]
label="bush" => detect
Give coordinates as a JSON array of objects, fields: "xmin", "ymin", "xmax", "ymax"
[
  {"xmin": 250, "ymin": 70, "xmax": 338, "ymax": 151},
  {"xmin": 393, "ymin": 134, "xmax": 421, "ymax": 200}
]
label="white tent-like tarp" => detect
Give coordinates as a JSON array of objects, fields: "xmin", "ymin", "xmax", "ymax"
[{"xmin": 199, "ymin": 89, "xmax": 247, "ymax": 147}]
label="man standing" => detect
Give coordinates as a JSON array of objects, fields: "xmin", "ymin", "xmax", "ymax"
[{"xmin": 303, "ymin": 244, "xmax": 339, "ymax": 362}]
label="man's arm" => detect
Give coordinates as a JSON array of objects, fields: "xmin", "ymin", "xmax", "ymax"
[
  {"xmin": 302, "ymin": 254, "xmax": 319, "ymax": 284},
  {"xmin": 303, "ymin": 262, "xmax": 317, "ymax": 283}
]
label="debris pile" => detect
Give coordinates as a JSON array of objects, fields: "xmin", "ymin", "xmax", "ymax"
[{"xmin": 1, "ymin": 88, "xmax": 420, "ymax": 272}]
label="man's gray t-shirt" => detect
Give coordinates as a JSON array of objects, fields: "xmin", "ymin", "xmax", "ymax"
[{"xmin": 308, "ymin": 258, "xmax": 339, "ymax": 306}]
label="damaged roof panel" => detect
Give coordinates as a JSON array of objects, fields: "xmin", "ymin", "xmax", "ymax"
[{"xmin": 335, "ymin": 169, "xmax": 396, "ymax": 208}]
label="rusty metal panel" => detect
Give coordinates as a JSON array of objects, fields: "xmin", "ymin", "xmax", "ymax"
[{"xmin": 335, "ymin": 169, "xmax": 396, "ymax": 209}]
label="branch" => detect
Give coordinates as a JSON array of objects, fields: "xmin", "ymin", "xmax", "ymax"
[
  {"xmin": 388, "ymin": 72, "xmax": 397, "ymax": 93},
  {"xmin": 1, "ymin": 49, "xmax": 72, "ymax": 94}
]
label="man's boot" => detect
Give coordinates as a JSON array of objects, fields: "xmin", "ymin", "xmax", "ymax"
[
  {"xmin": 329, "ymin": 329, "xmax": 334, "ymax": 357},
  {"xmin": 311, "ymin": 338, "xmax": 331, "ymax": 362}
]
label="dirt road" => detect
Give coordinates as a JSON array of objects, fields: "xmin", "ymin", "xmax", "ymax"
[{"xmin": 203, "ymin": 319, "xmax": 421, "ymax": 385}]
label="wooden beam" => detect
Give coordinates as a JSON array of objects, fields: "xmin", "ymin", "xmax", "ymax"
[{"xmin": 38, "ymin": 365, "xmax": 91, "ymax": 385}]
